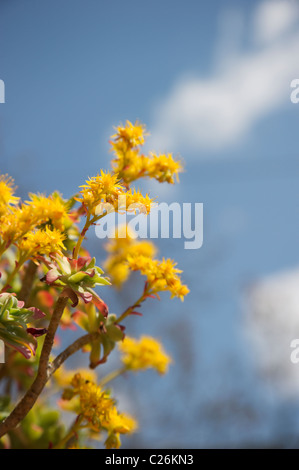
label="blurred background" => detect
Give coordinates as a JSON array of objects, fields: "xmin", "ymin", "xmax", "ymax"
[{"xmin": 1, "ymin": 0, "xmax": 299, "ymax": 448}]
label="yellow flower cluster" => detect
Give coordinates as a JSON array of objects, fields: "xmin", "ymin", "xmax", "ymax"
[
  {"xmin": 127, "ymin": 255, "xmax": 189, "ymax": 301},
  {"xmin": 102, "ymin": 407, "xmax": 138, "ymax": 449},
  {"xmin": 0, "ymin": 177, "xmax": 71, "ymax": 260},
  {"xmin": 112, "ymin": 120, "xmax": 146, "ymax": 147},
  {"xmin": 78, "ymin": 170, "xmax": 153, "ymax": 216},
  {"xmin": 62, "ymin": 373, "xmax": 137, "ymax": 449},
  {"xmin": 103, "ymin": 225, "xmax": 188, "ymax": 300},
  {"xmin": 104, "ymin": 225, "xmax": 157, "ymax": 286},
  {"xmin": 119, "ymin": 336, "xmax": 172, "ymax": 374},
  {"xmin": 146, "ymin": 152, "xmax": 182, "ymax": 183},
  {"xmin": 25, "ymin": 192, "xmax": 71, "ymax": 231},
  {"xmin": 0, "ymin": 175, "xmax": 19, "ymax": 216},
  {"xmin": 67, "ymin": 373, "xmax": 114, "ymax": 428},
  {"xmin": 17, "ymin": 226, "xmax": 66, "ymax": 260},
  {"xmin": 0, "ymin": 207, "xmax": 32, "ymax": 246},
  {"xmin": 78, "ymin": 171, "xmax": 125, "ymax": 215},
  {"xmin": 53, "ymin": 366, "xmax": 97, "ymax": 388},
  {"xmin": 110, "ymin": 120, "xmax": 183, "ymax": 184}
]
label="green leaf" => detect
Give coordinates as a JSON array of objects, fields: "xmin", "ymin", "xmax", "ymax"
[
  {"xmin": 68, "ymin": 272, "xmax": 89, "ymax": 284},
  {"xmin": 0, "ymin": 326, "xmax": 37, "ymax": 359}
]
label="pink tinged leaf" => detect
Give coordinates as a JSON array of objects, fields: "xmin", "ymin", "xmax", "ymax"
[
  {"xmin": 27, "ymin": 327, "xmax": 47, "ymax": 337},
  {"xmin": 17, "ymin": 346, "xmax": 32, "ymax": 359},
  {"xmin": 17, "ymin": 300, "xmax": 25, "ymax": 308},
  {"xmin": 68, "ymin": 258, "xmax": 78, "ymax": 271},
  {"xmin": 61, "ymin": 287, "xmax": 79, "ymax": 307},
  {"xmin": 94, "ymin": 297, "xmax": 109, "ymax": 317},
  {"xmin": 79, "ymin": 290, "xmax": 93, "ymax": 304},
  {"xmin": 130, "ymin": 311, "xmax": 143, "ymax": 316},
  {"xmin": 28, "ymin": 307, "xmax": 46, "ymax": 319},
  {"xmin": 46, "ymin": 269, "xmax": 59, "ymax": 284},
  {"xmin": 84, "ymin": 269, "xmax": 95, "ymax": 278},
  {"xmin": 11, "ymin": 341, "xmax": 35, "ymax": 359},
  {"xmin": 77, "ymin": 256, "xmax": 91, "ymax": 270}
]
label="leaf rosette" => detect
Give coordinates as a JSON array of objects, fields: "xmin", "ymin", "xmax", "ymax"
[{"xmin": 42, "ymin": 256, "xmax": 110, "ymax": 306}]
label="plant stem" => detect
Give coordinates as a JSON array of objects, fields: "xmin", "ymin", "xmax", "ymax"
[
  {"xmin": 1, "ymin": 258, "xmax": 26, "ymax": 293},
  {"xmin": 0, "ymin": 242, "xmax": 8, "ymax": 260},
  {"xmin": 18, "ymin": 260, "xmax": 38, "ymax": 304},
  {"xmin": 53, "ymin": 415, "xmax": 84, "ymax": 449},
  {"xmin": 99, "ymin": 367, "xmax": 127, "ymax": 387},
  {"xmin": 48, "ymin": 331, "xmax": 101, "ymax": 379},
  {"xmin": 73, "ymin": 212, "xmax": 107, "ymax": 260},
  {"xmin": 73, "ymin": 214, "xmax": 91, "ymax": 260},
  {"xmin": 115, "ymin": 290, "xmax": 149, "ymax": 324}
]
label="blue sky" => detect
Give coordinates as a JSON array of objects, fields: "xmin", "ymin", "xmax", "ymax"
[
  {"xmin": 3, "ymin": 0, "xmax": 296, "ymax": 193},
  {"xmin": 1, "ymin": 0, "xmax": 299, "ymax": 448}
]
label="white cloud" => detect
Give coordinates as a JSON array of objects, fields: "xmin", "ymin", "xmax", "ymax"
[
  {"xmin": 254, "ymin": 0, "xmax": 299, "ymax": 44},
  {"xmin": 149, "ymin": 1, "xmax": 299, "ymax": 154},
  {"xmin": 244, "ymin": 267, "xmax": 299, "ymax": 397}
]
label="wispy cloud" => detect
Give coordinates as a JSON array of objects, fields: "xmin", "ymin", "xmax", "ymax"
[
  {"xmin": 253, "ymin": 0, "xmax": 299, "ymax": 44},
  {"xmin": 244, "ymin": 267, "xmax": 299, "ymax": 396},
  {"xmin": 149, "ymin": 1, "xmax": 299, "ymax": 154}
]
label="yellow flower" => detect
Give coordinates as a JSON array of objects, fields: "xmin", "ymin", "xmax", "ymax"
[
  {"xmin": 0, "ymin": 174, "xmax": 19, "ymax": 216},
  {"xmin": 103, "ymin": 407, "xmax": 137, "ymax": 449},
  {"xmin": 62, "ymin": 373, "xmax": 136, "ymax": 449},
  {"xmin": 126, "ymin": 255, "xmax": 189, "ymax": 301},
  {"xmin": 104, "ymin": 226, "xmax": 188, "ymax": 301},
  {"xmin": 78, "ymin": 171, "xmax": 126, "ymax": 215},
  {"xmin": 105, "ymin": 263, "xmax": 130, "ymax": 287},
  {"xmin": 26, "ymin": 192, "xmax": 71, "ymax": 231},
  {"xmin": 157, "ymin": 257, "xmax": 182, "ymax": 280},
  {"xmin": 126, "ymin": 254, "xmax": 158, "ymax": 280},
  {"xmin": 104, "ymin": 224, "xmax": 136, "ymax": 252},
  {"xmin": 147, "ymin": 153, "xmax": 183, "ymax": 184},
  {"xmin": 109, "ymin": 122, "xmax": 182, "ymax": 185},
  {"xmin": 167, "ymin": 278, "xmax": 190, "ymax": 301},
  {"xmin": 111, "ymin": 120, "xmax": 146, "ymax": 148},
  {"xmin": 119, "ymin": 335, "xmax": 172, "ymax": 374},
  {"xmin": 103, "ymin": 406, "xmax": 137, "ymax": 435},
  {"xmin": 0, "ymin": 205, "xmax": 41, "ymax": 252},
  {"xmin": 110, "ymin": 120, "xmax": 144, "ymax": 184},
  {"xmin": 53, "ymin": 366, "xmax": 97, "ymax": 388},
  {"xmin": 0, "ymin": 193, "xmax": 72, "ymax": 254},
  {"xmin": 125, "ymin": 189, "xmax": 153, "ymax": 214},
  {"xmin": 104, "ymin": 225, "xmax": 157, "ymax": 287},
  {"xmin": 17, "ymin": 226, "xmax": 66, "ymax": 259},
  {"xmin": 69, "ymin": 374, "xmax": 114, "ymax": 429},
  {"xmin": 0, "ymin": 210, "xmax": 22, "ymax": 245},
  {"xmin": 77, "ymin": 171, "xmax": 154, "ymax": 219},
  {"xmin": 111, "ymin": 144, "xmax": 148, "ymax": 184}
]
